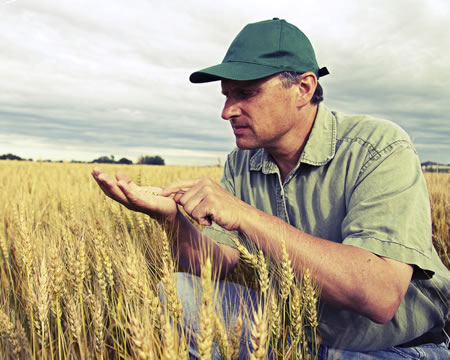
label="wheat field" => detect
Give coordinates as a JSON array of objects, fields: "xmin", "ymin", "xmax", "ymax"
[{"xmin": 0, "ymin": 161, "xmax": 448, "ymax": 359}]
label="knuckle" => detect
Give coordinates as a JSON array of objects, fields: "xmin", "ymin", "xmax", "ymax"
[
  {"xmin": 200, "ymin": 176, "xmax": 211, "ymax": 184},
  {"xmin": 183, "ymin": 203, "xmax": 194, "ymax": 215}
]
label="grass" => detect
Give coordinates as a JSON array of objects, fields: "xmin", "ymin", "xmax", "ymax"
[{"xmin": 0, "ymin": 161, "xmax": 448, "ymax": 359}]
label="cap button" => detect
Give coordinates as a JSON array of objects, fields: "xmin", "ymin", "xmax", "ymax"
[{"xmin": 272, "ymin": 17, "xmax": 280, "ymax": 20}]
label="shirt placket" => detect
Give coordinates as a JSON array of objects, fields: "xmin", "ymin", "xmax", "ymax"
[{"xmin": 275, "ymin": 174, "xmax": 290, "ymax": 224}]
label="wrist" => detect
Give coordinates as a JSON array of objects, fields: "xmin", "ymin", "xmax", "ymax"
[{"xmin": 236, "ymin": 200, "xmax": 257, "ymax": 233}]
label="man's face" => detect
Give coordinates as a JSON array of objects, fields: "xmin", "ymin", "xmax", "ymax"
[{"xmin": 221, "ymin": 75, "xmax": 300, "ymax": 151}]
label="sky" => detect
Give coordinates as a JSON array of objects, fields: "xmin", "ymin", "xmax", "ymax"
[{"xmin": 0, "ymin": 0, "xmax": 449, "ymax": 165}]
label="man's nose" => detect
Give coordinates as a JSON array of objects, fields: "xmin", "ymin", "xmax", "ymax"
[{"xmin": 221, "ymin": 98, "xmax": 241, "ymax": 120}]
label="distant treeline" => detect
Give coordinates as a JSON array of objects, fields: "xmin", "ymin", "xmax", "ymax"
[
  {"xmin": 0, "ymin": 153, "xmax": 165, "ymax": 165},
  {"xmin": 421, "ymin": 161, "xmax": 450, "ymax": 173}
]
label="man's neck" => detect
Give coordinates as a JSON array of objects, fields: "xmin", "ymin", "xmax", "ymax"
[{"xmin": 269, "ymin": 104, "xmax": 318, "ymax": 182}]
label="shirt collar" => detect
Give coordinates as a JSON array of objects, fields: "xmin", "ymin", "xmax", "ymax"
[{"xmin": 250, "ymin": 103, "xmax": 337, "ymax": 173}]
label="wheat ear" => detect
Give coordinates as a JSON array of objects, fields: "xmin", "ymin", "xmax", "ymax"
[
  {"xmin": 160, "ymin": 313, "xmax": 178, "ymax": 360},
  {"xmin": 37, "ymin": 255, "xmax": 50, "ymax": 348},
  {"xmin": 229, "ymin": 315, "xmax": 243, "ymax": 360},
  {"xmin": 161, "ymin": 261, "xmax": 182, "ymax": 321},
  {"xmin": 0, "ymin": 308, "xmax": 23, "ymax": 357},
  {"xmin": 90, "ymin": 295, "xmax": 105, "ymax": 355},
  {"xmin": 302, "ymin": 269, "xmax": 318, "ymax": 329},
  {"xmin": 257, "ymin": 249, "xmax": 269, "ymax": 295},
  {"xmin": 214, "ymin": 312, "xmax": 230, "ymax": 360},
  {"xmin": 270, "ymin": 294, "xmax": 281, "ymax": 342},
  {"xmin": 197, "ymin": 258, "xmax": 215, "ymax": 360},
  {"xmin": 66, "ymin": 295, "xmax": 82, "ymax": 341},
  {"xmin": 231, "ymin": 237, "xmax": 259, "ymax": 269},
  {"xmin": 279, "ymin": 239, "xmax": 294, "ymax": 302},
  {"xmin": 249, "ymin": 306, "xmax": 268, "ymax": 360},
  {"xmin": 302, "ymin": 268, "xmax": 321, "ymax": 357},
  {"xmin": 129, "ymin": 315, "xmax": 153, "ymax": 360}
]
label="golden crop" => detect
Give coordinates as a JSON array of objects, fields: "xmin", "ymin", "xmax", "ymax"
[{"xmin": 0, "ymin": 161, "xmax": 447, "ymax": 359}]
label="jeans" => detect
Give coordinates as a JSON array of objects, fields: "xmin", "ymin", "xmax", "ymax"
[
  {"xmin": 170, "ymin": 272, "xmax": 449, "ymax": 359},
  {"xmin": 319, "ymin": 343, "xmax": 449, "ymax": 359}
]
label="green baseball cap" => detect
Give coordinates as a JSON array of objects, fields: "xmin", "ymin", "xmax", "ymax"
[{"xmin": 190, "ymin": 18, "xmax": 329, "ymax": 83}]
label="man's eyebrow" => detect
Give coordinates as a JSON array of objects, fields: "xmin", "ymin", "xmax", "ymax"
[{"xmin": 222, "ymin": 84, "xmax": 260, "ymax": 95}]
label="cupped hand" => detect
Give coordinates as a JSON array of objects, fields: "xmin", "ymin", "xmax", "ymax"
[{"xmin": 91, "ymin": 167, "xmax": 178, "ymax": 222}]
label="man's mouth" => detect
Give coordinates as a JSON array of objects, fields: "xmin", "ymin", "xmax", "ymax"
[{"xmin": 232, "ymin": 125, "xmax": 248, "ymax": 135}]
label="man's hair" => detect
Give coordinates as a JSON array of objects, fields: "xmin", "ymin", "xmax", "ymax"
[{"xmin": 278, "ymin": 72, "xmax": 324, "ymax": 105}]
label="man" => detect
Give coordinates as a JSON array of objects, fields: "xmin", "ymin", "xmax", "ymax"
[{"xmin": 92, "ymin": 18, "xmax": 449, "ymax": 358}]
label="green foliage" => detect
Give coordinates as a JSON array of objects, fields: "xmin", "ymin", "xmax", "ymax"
[
  {"xmin": 117, "ymin": 157, "xmax": 133, "ymax": 164},
  {"xmin": 0, "ymin": 153, "xmax": 24, "ymax": 160},
  {"xmin": 92, "ymin": 155, "xmax": 115, "ymax": 164},
  {"xmin": 137, "ymin": 155, "xmax": 165, "ymax": 165}
]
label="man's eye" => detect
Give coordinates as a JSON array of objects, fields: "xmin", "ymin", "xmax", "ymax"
[{"xmin": 238, "ymin": 91, "xmax": 254, "ymax": 99}]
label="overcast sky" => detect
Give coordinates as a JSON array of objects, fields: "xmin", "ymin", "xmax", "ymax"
[{"xmin": 0, "ymin": 0, "xmax": 449, "ymax": 165}]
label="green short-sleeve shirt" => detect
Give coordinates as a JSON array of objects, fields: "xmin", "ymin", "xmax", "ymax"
[{"xmin": 204, "ymin": 103, "xmax": 449, "ymax": 351}]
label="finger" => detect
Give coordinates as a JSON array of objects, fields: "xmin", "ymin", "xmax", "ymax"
[
  {"xmin": 191, "ymin": 200, "xmax": 213, "ymax": 226},
  {"xmin": 160, "ymin": 178, "xmax": 202, "ymax": 196},
  {"xmin": 115, "ymin": 171, "xmax": 133, "ymax": 183},
  {"xmin": 92, "ymin": 170, "xmax": 115, "ymax": 198},
  {"xmin": 172, "ymin": 190, "xmax": 186, "ymax": 203},
  {"xmin": 117, "ymin": 180, "xmax": 160, "ymax": 211},
  {"xmin": 96, "ymin": 173, "xmax": 131, "ymax": 205},
  {"xmin": 178, "ymin": 188, "xmax": 205, "ymax": 216},
  {"xmin": 117, "ymin": 180, "xmax": 141, "ymax": 206},
  {"xmin": 91, "ymin": 166, "xmax": 104, "ymax": 178}
]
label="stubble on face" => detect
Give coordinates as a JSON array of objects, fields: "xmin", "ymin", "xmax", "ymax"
[{"xmin": 221, "ymin": 75, "xmax": 300, "ymax": 151}]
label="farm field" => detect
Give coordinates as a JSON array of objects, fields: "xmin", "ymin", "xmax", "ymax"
[{"xmin": 0, "ymin": 161, "xmax": 448, "ymax": 359}]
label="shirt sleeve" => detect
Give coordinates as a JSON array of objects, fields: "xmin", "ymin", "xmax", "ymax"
[{"xmin": 341, "ymin": 141, "xmax": 436, "ymax": 279}]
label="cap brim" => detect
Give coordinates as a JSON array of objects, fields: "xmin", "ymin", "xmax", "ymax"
[{"xmin": 189, "ymin": 62, "xmax": 284, "ymax": 83}]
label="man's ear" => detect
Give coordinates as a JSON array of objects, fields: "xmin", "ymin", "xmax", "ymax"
[{"xmin": 296, "ymin": 72, "xmax": 317, "ymax": 107}]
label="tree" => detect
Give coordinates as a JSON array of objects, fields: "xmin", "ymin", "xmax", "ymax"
[
  {"xmin": 118, "ymin": 157, "xmax": 133, "ymax": 165},
  {"xmin": 0, "ymin": 153, "xmax": 24, "ymax": 160},
  {"xmin": 137, "ymin": 155, "xmax": 165, "ymax": 165},
  {"xmin": 92, "ymin": 155, "xmax": 115, "ymax": 164}
]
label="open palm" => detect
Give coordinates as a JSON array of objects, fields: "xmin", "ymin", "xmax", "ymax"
[{"xmin": 92, "ymin": 168, "xmax": 178, "ymax": 222}]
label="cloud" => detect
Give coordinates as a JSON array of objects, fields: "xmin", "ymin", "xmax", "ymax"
[{"xmin": 0, "ymin": 0, "xmax": 448, "ymax": 165}]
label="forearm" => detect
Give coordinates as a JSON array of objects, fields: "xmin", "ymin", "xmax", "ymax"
[
  {"xmin": 167, "ymin": 209, "xmax": 239, "ymax": 279},
  {"xmin": 238, "ymin": 205, "xmax": 413, "ymax": 323}
]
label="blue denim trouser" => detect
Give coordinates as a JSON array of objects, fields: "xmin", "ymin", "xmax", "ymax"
[{"xmin": 171, "ymin": 272, "xmax": 449, "ymax": 359}]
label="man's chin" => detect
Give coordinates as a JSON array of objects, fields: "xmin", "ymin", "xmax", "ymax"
[{"xmin": 235, "ymin": 141, "xmax": 259, "ymax": 150}]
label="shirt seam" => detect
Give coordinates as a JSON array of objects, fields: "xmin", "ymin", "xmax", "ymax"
[
  {"xmin": 337, "ymin": 137, "xmax": 412, "ymax": 175},
  {"xmin": 345, "ymin": 234, "xmax": 430, "ymax": 258},
  {"xmin": 301, "ymin": 107, "xmax": 337, "ymax": 166}
]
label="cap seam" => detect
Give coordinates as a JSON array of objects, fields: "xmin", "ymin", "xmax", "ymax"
[
  {"xmin": 223, "ymin": 60, "xmax": 287, "ymax": 70},
  {"xmin": 277, "ymin": 21, "xmax": 282, "ymax": 68}
]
